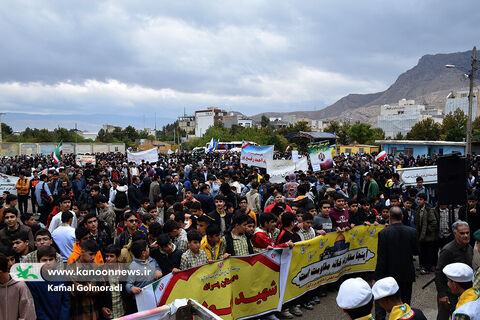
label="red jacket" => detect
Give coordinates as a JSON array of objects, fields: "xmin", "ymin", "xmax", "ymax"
[{"xmin": 252, "ymin": 227, "xmax": 288, "ymax": 249}]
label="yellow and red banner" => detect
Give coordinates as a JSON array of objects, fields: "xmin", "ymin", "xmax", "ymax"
[
  {"xmin": 283, "ymin": 225, "xmax": 384, "ymax": 302},
  {"xmin": 136, "ymin": 226, "xmax": 384, "ymax": 319},
  {"xmin": 136, "ymin": 250, "xmax": 282, "ymax": 319}
]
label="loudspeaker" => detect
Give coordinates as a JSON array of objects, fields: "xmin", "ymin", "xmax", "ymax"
[{"xmin": 437, "ymin": 154, "xmax": 467, "ymax": 205}]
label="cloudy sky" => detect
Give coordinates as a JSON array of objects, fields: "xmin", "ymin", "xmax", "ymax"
[{"xmin": 2, "ymin": 0, "xmax": 479, "ymax": 131}]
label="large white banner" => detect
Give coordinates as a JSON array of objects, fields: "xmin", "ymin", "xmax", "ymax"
[
  {"xmin": 240, "ymin": 145, "xmax": 274, "ymax": 168},
  {"xmin": 267, "ymin": 157, "xmax": 309, "ymax": 183},
  {"xmin": 0, "ymin": 174, "xmax": 19, "ymax": 195},
  {"xmin": 127, "ymin": 148, "xmax": 159, "ymax": 164},
  {"xmin": 395, "ymin": 165, "xmax": 437, "ymax": 185}
]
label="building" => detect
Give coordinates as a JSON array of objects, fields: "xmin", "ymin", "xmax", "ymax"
[
  {"xmin": 195, "ymin": 107, "xmax": 227, "ymax": 137},
  {"xmin": 223, "ymin": 113, "xmax": 254, "ymax": 129},
  {"xmin": 338, "ymin": 144, "xmax": 380, "ymax": 155},
  {"xmin": 377, "ymin": 99, "xmax": 443, "ymax": 138},
  {"xmin": 102, "ymin": 124, "xmax": 121, "ymax": 133},
  {"xmin": 136, "ymin": 139, "xmax": 172, "ymax": 154},
  {"xmin": 375, "ymin": 140, "xmax": 465, "ymax": 157},
  {"xmin": 445, "ymin": 88, "xmax": 480, "ymax": 119},
  {"xmin": 178, "ymin": 115, "xmax": 196, "ymax": 134}
]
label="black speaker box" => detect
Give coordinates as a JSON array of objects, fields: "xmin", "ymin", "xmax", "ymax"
[{"xmin": 437, "ymin": 154, "xmax": 467, "ymax": 205}]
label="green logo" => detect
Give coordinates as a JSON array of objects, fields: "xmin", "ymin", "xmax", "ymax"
[{"xmin": 16, "ymin": 265, "xmax": 38, "ymax": 280}]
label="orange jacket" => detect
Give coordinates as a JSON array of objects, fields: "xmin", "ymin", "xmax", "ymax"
[
  {"xmin": 67, "ymin": 242, "xmax": 104, "ymax": 265},
  {"xmin": 15, "ymin": 178, "xmax": 30, "ymax": 196}
]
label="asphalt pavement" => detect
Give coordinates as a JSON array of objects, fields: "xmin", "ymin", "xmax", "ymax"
[{"xmin": 299, "ymin": 266, "xmax": 438, "ymax": 319}]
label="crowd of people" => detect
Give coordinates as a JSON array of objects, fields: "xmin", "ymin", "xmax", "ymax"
[{"xmin": 0, "ymin": 150, "xmax": 479, "ymax": 319}]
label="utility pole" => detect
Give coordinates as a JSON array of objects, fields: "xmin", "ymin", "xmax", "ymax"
[
  {"xmin": 0, "ymin": 113, "xmax": 3, "ymax": 143},
  {"xmin": 467, "ymin": 46, "xmax": 477, "ymax": 155}
]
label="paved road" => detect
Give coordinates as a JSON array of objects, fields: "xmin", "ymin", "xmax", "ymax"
[{"xmin": 299, "ymin": 269, "xmax": 437, "ymax": 319}]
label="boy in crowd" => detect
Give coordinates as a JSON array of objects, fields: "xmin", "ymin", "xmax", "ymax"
[
  {"xmin": 116, "ymin": 211, "xmax": 142, "ymax": 248},
  {"xmin": 164, "ymin": 220, "xmax": 188, "ymax": 253},
  {"xmin": 11, "ymin": 230, "xmax": 32, "ymax": 261},
  {"xmin": 69, "ymin": 239, "xmax": 102, "ymax": 320},
  {"xmin": 252, "ymin": 212, "xmax": 294, "ymax": 250},
  {"xmin": 0, "ymin": 207, "xmax": 34, "ymax": 250},
  {"xmin": 313, "ymin": 200, "xmax": 333, "ymax": 235},
  {"xmin": 330, "ymin": 193, "xmax": 350, "ymax": 232},
  {"xmin": 297, "ymin": 212, "xmax": 316, "ymax": 242},
  {"xmin": 180, "ymin": 230, "xmax": 209, "ymax": 270},
  {"xmin": 21, "ymin": 212, "xmax": 43, "ymax": 237},
  {"xmin": 27, "ymin": 246, "xmax": 71, "ymax": 320},
  {"xmin": 207, "ymin": 195, "xmax": 232, "ymax": 234},
  {"xmin": 138, "ymin": 213, "xmax": 155, "ymax": 235},
  {"xmin": 82, "ymin": 213, "xmax": 111, "ymax": 249},
  {"xmin": 52, "ymin": 211, "xmax": 76, "ymax": 262},
  {"xmin": 68, "ymin": 227, "xmax": 104, "ymax": 265},
  {"xmin": 196, "ymin": 214, "xmax": 211, "ymax": 236},
  {"xmin": 95, "ymin": 194, "xmax": 116, "ymax": 239},
  {"xmin": 151, "ymin": 233, "xmax": 183, "ymax": 274},
  {"xmin": 200, "ymin": 224, "xmax": 229, "ymax": 260},
  {"xmin": 245, "ymin": 217, "xmax": 256, "ymax": 238},
  {"xmin": 224, "ymin": 214, "xmax": 254, "ymax": 256},
  {"xmin": 0, "ymin": 252, "xmax": 37, "ymax": 319},
  {"xmin": 0, "ymin": 246, "xmax": 15, "ymax": 272},
  {"xmin": 126, "ymin": 240, "xmax": 162, "ymax": 302},
  {"xmin": 99, "ymin": 244, "xmax": 126, "ymax": 319},
  {"xmin": 22, "ymin": 229, "xmax": 63, "ymax": 263},
  {"xmin": 48, "ymin": 195, "xmax": 78, "ymax": 233}
]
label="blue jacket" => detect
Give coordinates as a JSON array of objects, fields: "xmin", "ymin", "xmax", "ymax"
[
  {"xmin": 27, "ymin": 281, "xmax": 70, "ymax": 320},
  {"xmin": 195, "ymin": 192, "xmax": 214, "ymax": 214}
]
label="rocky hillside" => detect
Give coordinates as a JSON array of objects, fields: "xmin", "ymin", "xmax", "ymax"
[{"xmin": 252, "ymin": 50, "xmax": 474, "ymax": 124}]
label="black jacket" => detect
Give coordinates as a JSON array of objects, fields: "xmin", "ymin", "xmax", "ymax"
[
  {"xmin": 207, "ymin": 209, "xmax": 232, "ymax": 233},
  {"xmin": 195, "ymin": 192, "xmax": 215, "ymax": 214},
  {"xmin": 150, "ymin": 246, "xmax": 182, "ymax": 274},
  {"xmin": 375, "ymin": 222, "xmax": 419, "ymax": 283},
  {"xmin": 128, "ymin": 184, "xmax": 143, "ymax": 211},
  {"xmin": 224, "ymin": 232, "xmax": 254, "ymax": 256},
  {"xmin": 435, "ymin": 239, "xmax": 473, "ymax": 298}
]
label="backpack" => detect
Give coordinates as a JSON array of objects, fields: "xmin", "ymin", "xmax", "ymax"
[{"xmin": 114, "ymin": 190, "xmax": 128, "ymax": 209}]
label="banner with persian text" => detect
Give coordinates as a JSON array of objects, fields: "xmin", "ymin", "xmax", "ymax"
[
  {"xmin": 136, "ymin": 250, "xmax": 282, "ymax": 320},
  {"xmin": 127, "ymin": 148, "xmax": 159, "ymax": 164},
  {"xmin": 395, "ymin": 165, "xmax": 437, "ymax": 186},
  {"xmin": 282, "ymin": 225, "xmax": 384, "ymax": 302},
  {"xmin": 240, "ymin": 145, "xmax": 274, "ymax": 168},
  {"xmin": 135, "ymin": 226, "xmax": 383, "ymax": 319}
]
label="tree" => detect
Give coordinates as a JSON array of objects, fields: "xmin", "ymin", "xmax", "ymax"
[
  {"xmin": 260, "ymin": 115, "xmax": 271, "ymax": 128},
  {"xmin": 1, "ymin": 123, "xmax": 13, "ymax": 136},
  {"xmin": 347, "ymin": 122, "xmax": 375, "ymax": 144},
  {"xmin": 124, "ymin": 126, "xmax": 138, "ymax": 142},
  {"xmin": 394, "ymin": 132, "xmax": 404, "ymax": 140},
  {"xmin": 406, "ymin": 118, "xmax": 442, "ymax": 140},
  {"xmin": 372, "ymin": 127, "xmax": 385, "ymax": 142},
  {"xmin": 442, "ymin": 109, "xmax": 467, "ymax": 141}
]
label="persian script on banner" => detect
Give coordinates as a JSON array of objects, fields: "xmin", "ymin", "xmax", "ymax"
[
  {"xmin": 395, "ymin": 165, "xmax": 437, "ymax": 186},
  {"xmin": 240, "ymin": 145, "xmax": 274, "ymax": 168},
  {"xmin": 308, "ymin": 141, "xmax": 334, "ymax": 172},
  {"xmin": 282, "ymin": 225, "xmax": 384, "ymax": 302},
  {"xmin": 0, "ymin": 174, "xmax": 19, "ymax": 195},
  {"xmin": 75, "ymin": 155, "xmax": 96, "ymax": 167},
  {"xmin": 136, "ymin": 251, "xmax": 282, "ymax": 320},
  {"xmin": 127, "ymin": 148, "xmax": 159, "ymax": 164}
]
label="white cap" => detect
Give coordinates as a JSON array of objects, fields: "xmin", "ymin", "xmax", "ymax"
[
  {"xmin": 372, "ymin": 277, "xmax": 399, "ymax": 300},
  {"xmin": 443, "ymin": 263, "xmax": 474, "ymax": 283},
  {"xmin": 336, "ymin": 278, "xmax": 372, "ymax": 309}
]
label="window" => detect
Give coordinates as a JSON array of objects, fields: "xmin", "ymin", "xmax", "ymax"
[
  {"xmin": 345, "ymin": 148, "xmax": 351, "ymax": 154},
  {"xmin": 115, "ymin": 147, "xmax": 119, "ymax": 152},
  {"xmin": 439, "ymin": 148, "xmax": 444, "ymax": 155},
  {"xmin": 405, "ymin": 148, "xmax": 413, "ymax": 156},
  {"xmin": 359, "ymin": 148, "xmax": 364, "ymax": 154},
  {"xmin": 391, "ymin": 147, "xmax": 397, "ymax": 154}
]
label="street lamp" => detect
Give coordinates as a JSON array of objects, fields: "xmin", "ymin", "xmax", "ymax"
[{"xmin": 445, "ymin": 46, "xmax": 478, "ymax": 155}]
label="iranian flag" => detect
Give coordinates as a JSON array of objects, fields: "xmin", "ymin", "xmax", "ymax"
[
  {"xmin": 52, "ymin": 141, "xmax": 63, "ymax": 164},
  {"xmin": 285, "ymin": 145, "xmax": 291, "ymax": 152}
]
